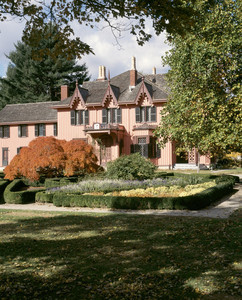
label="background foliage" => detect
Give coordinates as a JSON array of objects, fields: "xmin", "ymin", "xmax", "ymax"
[
  {"xmin": 0, "ymin": 23, "xmax": 90, "ymax": 108},
  {"xmin": 155, "ymin": 0, "xmax": 241, "ymax": 157}
]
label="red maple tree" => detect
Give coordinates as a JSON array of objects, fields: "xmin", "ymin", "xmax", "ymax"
[{"xmin": 4, "ymin": 137, "xmax": 99, "ymax": 181}]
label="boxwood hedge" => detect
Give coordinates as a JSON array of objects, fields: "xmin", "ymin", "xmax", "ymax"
[
  {"xmin": 52, "ymin": 180, "xmax": 234, "ymax": 211},
  {"xmin": 35, "ymin": 191, "xmax": 54, "ymax": 203},
  {"xmin": 0, "ymin": 180, "xmax": 9, "ymax": 203},
  {"xmin": 4, "ymin": 179, "xmax": 44, "ymax": 204}
]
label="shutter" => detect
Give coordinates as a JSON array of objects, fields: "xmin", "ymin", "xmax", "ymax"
[
  {"xmin": 151, "ymin": 106, "xmax": 156, "ymax": 122},
  {"xmin": 71, "ymin": 110, "xmax": 75, "ymax": 125},
  {"xmin": 130, "ymin": 144, "xmax": 134, "ymax": 153},
  {"xmin": 35, "ymin": 124, "xmax": 38, "ymax": 136},
  {"xmin": 134, "ymin": 144, "xmax": 141, "ymax": 154},
  {"xmin": 0, "ymin": 127, "xmax": 3, "ymax": 138},
  {"xmin": 143, "ymin": 144, "xmax": 149, "ymax": 158},
  {"xmin": 156, "ymin": 144, "xmax": 161, "ymax": 158},
  {"xmin": 18, "ymin": 125, "xmax": 21, "ymax": 137},
  {"xmin": 117, "ymin": 108, "xmax": 121, "ymax": 123},
  {"xmin": 102, "ymin": 109, "xmax": 107, "ymax": 123},
  {"xmin": 43, "ymin": 124, "xmax": 46, "ymax": 136},
  {"xmin": 85, "ymin": 110, "xmax": 89, "ymax": 125},
  {"xmin": 148, "ymin": 143, "xmax": 153, "ymax": 158},
  {"xmin": 135, "ymin": 107, "xmax": 140, "ymax": 122}
]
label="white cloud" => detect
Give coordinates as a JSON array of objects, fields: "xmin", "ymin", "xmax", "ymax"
[
  {"xmin": 0, "ymin": 17, "xmax": 171, "ymax": 79},
  {"xmin": 75, "ymin": 19, "xmax": 171, "ymax": 80},
  {"xmin": 0, "ymin": 19, "xmax": 25, "ymax": 77}
]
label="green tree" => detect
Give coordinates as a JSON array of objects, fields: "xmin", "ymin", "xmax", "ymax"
[
  {"xmin": 155, "ymin": 0, "xmax": 242, "ymax": 157},
  {"xmin": 0, "ymin": 23, "xmax": 90, "ymax": 108},
  {"xmin": 0, "ymin": 0, "xmax": 200, "ymax": 59}
]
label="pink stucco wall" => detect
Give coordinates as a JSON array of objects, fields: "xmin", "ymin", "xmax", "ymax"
[
  {"xmin": 0, "ymin": 123, "xmax": 56, "ymax": 167},
  {"xmin": 0, "ymin": 97, "xmax": 210, "ymax": 168}
]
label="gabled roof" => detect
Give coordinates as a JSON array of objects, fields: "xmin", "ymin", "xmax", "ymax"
[{"xmin": 0, "ymin": 101, "xmax": 58, "ymax": 125}]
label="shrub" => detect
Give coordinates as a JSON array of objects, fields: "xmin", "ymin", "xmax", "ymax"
[
  {"xmin": 4, "ymin": 137, "xmax": 100, "ymax": 181},
  {"xmin": 35, "ymin": 191, "xmax": 54, "ymax": 203},
  {"xmin": 106, "ymin": 153, "xmax": 156, "ymax": 180},
  {"xmin": 4, "ymin": 179, "xmax": 44, "ymax": 204},
  {"xmin": 0, "ymin": 180, "xmax": 9, "ymax": 203},
  {"xmin": 52, "ymin": 180, "xmax": 234, "ymax": 211}
]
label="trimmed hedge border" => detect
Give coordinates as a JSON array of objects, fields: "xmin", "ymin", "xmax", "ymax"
[
  {"xmin": 45, "ymin": 177, "xmax": 79, "ymax": 189},
  {"xmin": 52, "ymin": 181, "xmax": 234, "ymax": 211},
  {"xmin": 35, "ymin": 191, "xmax": 54, "ymax": 203},
  {"xmin": 4, "ymin": 179, "xmax": 44, "ymax": 204},
  {"xmin": 0, "ymin": 180, "xmax": 9, "ymax": 203}
]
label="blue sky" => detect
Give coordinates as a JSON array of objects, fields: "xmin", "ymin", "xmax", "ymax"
[{"xmin": 0, "ymin": 18, "xmax": 170, "ymax": 80}]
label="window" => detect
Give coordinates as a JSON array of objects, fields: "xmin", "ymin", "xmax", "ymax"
[
  {"xmin": 102, "ymin": 108, "xmax": 121, "ymax": 124},
  {"xmin": 2, "ymin": 148, "xmax": 8, "ymax": 166},
  {"xmin": 71, "ymin": 110, "xmax": 89, "ymax": 125},
  {"xmin": 18, "ymin": 125, "xmax": 28, "ymax": 137},
  {"xmin": 35, "ymin": 124, "xmax": 46, "ymax": 136},
  {"xmin": 53, "ymin": 123, "xmax": 58, "ymax": 136},
  {"xmin": 135, "ymin": 106, "xmax": 156, "ymax": 123},
  {"xmin": 17, "ymin": 147, "xmax": 22, "ymax": 154},
  {"xmin": 131, "ymin": 136, "xmax": 161, "ymax": 159},
  {"xmin": 0, "ymin": 126, "xmax": 10, "ymax": 138}
]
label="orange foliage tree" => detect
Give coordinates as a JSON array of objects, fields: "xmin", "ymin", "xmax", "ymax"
[{"xmin": 4, "ymin": 137, "xmax": 99, "ymax": 181}]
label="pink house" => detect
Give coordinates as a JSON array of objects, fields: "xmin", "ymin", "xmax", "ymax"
[{"xmin": 0, "ymin": 57, "xmax": 210, "ymax": 170}]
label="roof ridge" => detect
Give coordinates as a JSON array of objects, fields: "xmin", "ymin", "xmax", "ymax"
[{"xmin": 5, "ymin": 101, "xmax": 60, "ymax": 107}]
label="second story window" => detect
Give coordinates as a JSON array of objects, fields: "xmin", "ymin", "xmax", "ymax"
[
  {"xmin": 0, "ymin": 126, "xmax": 10, "ymax": 138},
  {"xmin": 35, "ymin": 124, "xmax": 46, "ymax": 137},
  {"xmin": 18, "ymin": 125, "xmax": 28, "ymax": 137},
  {"xmin": 102, "ymin": 108, "xmax": 122, "ymax": 124},
  {"xmin": 71, "ymin": 110, "xmax": 89, "ymax": 125},
  {"xmin": 53, "ymin": 123, "xmax": 58, "ymax": 136},
  {"xmin": 135, "ymin": 106, "xmax": 156, "ymax": 123}
]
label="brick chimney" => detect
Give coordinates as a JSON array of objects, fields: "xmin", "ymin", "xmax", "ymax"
[
  {"xmin": 152, "ymin": 67, "xmax": 156, "ymax": 75},
  {"xmin": 61, "ymin": 85, "xmax": 69, "ymax": 100},
  {"xmin": 130, "ymin": 56, "xmax": 137, "ymax": 89},
  {"xmin": 98, "ymin": 65, "xmax": 107, "ymax": 81}
]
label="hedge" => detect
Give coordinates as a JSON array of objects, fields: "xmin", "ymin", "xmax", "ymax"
[
  {"xmin": 52, "ymin": 180, "xmax": 234, "ymax": 211},
  {"xmin": 45, "ymin": 177, "xmax": 79, "ymax": 189},
  {"xmin": 0, "ymin": 180, "xmax": 9, "ymax": 203},
  {"xmin": 35, "ymin": 191, "xmax": 54, "ymax": 203},
  {"xmin": 4, "ymin": 179, "xmax": 44, "ymax": 204}
]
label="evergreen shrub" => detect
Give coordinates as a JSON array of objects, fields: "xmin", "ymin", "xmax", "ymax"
[
  {"xmin": 0, "ymin": 180, "xmax": 9, "ymax": 203},
  {"xmin": 35, "ymin": 191, "xmax": 54, "ymax": 203},
  {"xmin": 4, "ymin": 179, "xmax": 44, "ymax": 204},
  {"xmin": 106, "ymin": 153, "xmax": 156, "ymax": 180},
  {"xmin": 52, "ymin": 180, "xmax": 233, "ymax": 210}
]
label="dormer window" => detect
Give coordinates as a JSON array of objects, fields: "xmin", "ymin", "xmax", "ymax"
[
  {"xmin": 102, "ymin": 108, "xmax": 122, "ymax": 124},
  {"xmin": 71, "ymin": 110, "xmax": 89, "ymax": 125},
  {"xmin": 135, "ymin": 106, "xmax": 156, "ymax": 123}
]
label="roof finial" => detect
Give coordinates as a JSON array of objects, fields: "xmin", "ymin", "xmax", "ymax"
[
  {"xmin": 76, "ymin": 79, "xmax": 78, "ymax": 88},
  {"xmin": 108, "ymin": 70, "xmax": 110, "ymax": 82}
]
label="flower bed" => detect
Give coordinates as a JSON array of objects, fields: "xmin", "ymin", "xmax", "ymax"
[{"xmin": 34, "ymin": 174, "xmax": 239, "ymax": 210}]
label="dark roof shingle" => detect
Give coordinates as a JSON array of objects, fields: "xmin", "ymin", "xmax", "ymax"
[{"xmin": 0, "ymin": 101, "xmax": 58, "ymax": 124}]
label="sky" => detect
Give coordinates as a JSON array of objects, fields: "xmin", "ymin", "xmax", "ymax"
[{"xmin": 0, "ymin": 17, "xmax": 171, "ymax": 80}]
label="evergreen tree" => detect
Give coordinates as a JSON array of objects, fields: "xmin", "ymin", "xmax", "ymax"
[
  {"xmin": 0, "ymin": 24, "xmax": 90, "ymax": 108},
  {"xmin": 155, "ymin": 0, "xmax": 241, "ymax": 157}
]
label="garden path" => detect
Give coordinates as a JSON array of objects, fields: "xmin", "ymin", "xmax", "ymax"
[{"xmin": 0, "ymin": 184, "xmax": 241, "ymax": 219}]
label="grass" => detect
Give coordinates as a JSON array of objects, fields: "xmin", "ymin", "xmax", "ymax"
[
  {"xmin": 159, "ymin": 168, "xmax": 242, "ymax": 175},
  {"xmin": 0, "ymin": 209, "xmax": 241, "ymax": 299}
]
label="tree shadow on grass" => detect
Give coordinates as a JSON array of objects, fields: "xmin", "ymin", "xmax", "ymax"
[{"xmin": 0, "ymin": 210, "xmax": 241, "ymax": 299}]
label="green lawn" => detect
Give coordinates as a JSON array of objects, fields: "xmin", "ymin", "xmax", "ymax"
[{"xmin": 0, "ymin": 209, "xmax": 241, "ymax": 299}]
